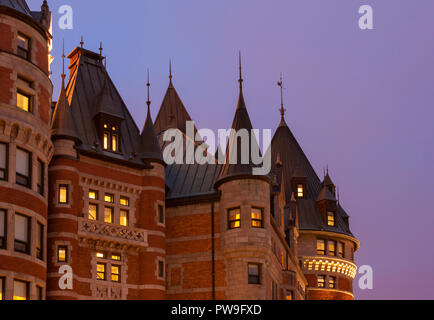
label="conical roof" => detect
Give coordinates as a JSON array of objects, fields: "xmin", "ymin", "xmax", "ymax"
[
  {"xmin": 51, "ymin": 80, "xmax": 81, "ymax": 144},
  {"xmin": 0, "ymin": 0, "xmax": 32, "ymax": 16},
  {"xmin": 94, "ymin": 77, "xmax": 125, "ymax": 120},
  {"xmin": 138, "ymin": 105, "xmax": 164, "ymax": 164}
]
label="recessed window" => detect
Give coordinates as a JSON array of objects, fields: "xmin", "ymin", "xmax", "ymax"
[
  {"xmin": 111, "ymin": 265, "xmax": 120, "ymax": 282},
  {"xmin": 14, "ymin": 213, "xmax": 30, "ymax": 254},
  {"xmin": 251, "ymin": 207, "xmax": 263, "ymax": 228},
  {"xmin": 317, "ymin": 275, "xmax": 325, "ymax": 288},
  {"xmin": 297, "ymin": 184, "xmax": 304, "ymax": 198},
  {"xmin": 103, "ymin": 124, "xmax": 119, "ymax": 152},
  {"xmin": 36, "ymin": 222, "xmax": 43, "ymax": 260},
  {"xmin": 327, "ymin": 211, "xmax": 335, "ymax": 226},
  {"xmin": 96, "ymin": 252, "xmax": 105, "ymax": 258},
  {"xmin": 317, "ymin": 239, "xmax": 326, "ymax": 255},
  {"xmin": 57, "ymin": 246, "xmax": 67, "ymax": 262},
  {"xmin": 328, "ymin": 240, "xmax": 336, "ymax": 256},
  {"xmin": 13, "ymin": 280, "xmax": 28, "ymax": 300},
  {"xmin": 0, "ymin": 210, "xmax": 5, "ymax": 249},
  {"xmin": 0, "ymin": 143, "xmax": 8, "ymax": 181},
  {"xmin": 0, "ymin": 277, "xmax": 4, "ymax": 300},
  {"xmin": 96, "ymin": 263, "xmax": 106, "ymax": 280},
  {"xmin": 111, "ymin": 135, "xmax": 118, "ymax": 152},
  {"xmin": 88, "ymin": 190, "xmax": 98, "ymax": 200},
  {"xmin": 16, "ymin": 91, "xmax": 32, "ymax": 112},
  {"xmin": 329, "ymin": 276, "xmax": 336, "ymax": 289},
  {"xmin": 158, "ymin": 204, "xmax": 164, "ymax": 224},
  {"xmin": 88, "ymin": 203, "xmax": 98, "ymax": 220},
  {"xmin": 36, "ymin": 286, "xmax": 43, "ymax": 300},
  {"xmin": 248, "ymin": 263, "xmax": 261, "ymax": 284},
  {"xmin": 111, "ymin": 254, "xmax": 121, "ymax": 261},
  {"xmin": 104, "ymin": 193, "xmax": 114, "ymax": 203},
  {"xmin": 120, "ymin": 196, "xmax": 129, "ymax": 206},
  {"xmin": 58, "ymin": 184, "xmax": 69, "ymax": 204},
  {"xmin": 158, "ymin": 260, "xmax": 165, "ymax": 278},
  {"xmin": 16, "ymin": 148, "xmax": 31, "ymax": 187},
  {"xmin": 37, "ymin": 159, "xmax": 44, "ymax": 195},
  {"xmin": 104, "ymin": 207, "xmax": 113, "ymax": 224},
  {"xmin": 228, "ymin": 208, "xmax": 241, "ymax": 229},
  {"xmin": 338, "ymin": 242, "xmax": 345, "ymax": 258},
  {"xmin": 17, "ymin": 33, "xmax": 30, "ymax": 60},
  {"xmin": 120, "ymin": 209, "xmax": 128, "ymax": 227}
]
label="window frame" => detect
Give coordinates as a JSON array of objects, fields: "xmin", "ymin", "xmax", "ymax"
[
  {"xmin": 13, "ymin": 279, "xmax": 29, "ymax": 300},
  {"xmin": 111, "ymin": 265, "xmax": 121, "ymax": 283},
  {"xmin": 104, "ymin": 193, "xmax": 114, "ymax": 204},
  {"xmin": 14, "ymin": 213, "xmax": 30, "ymax": 254},
  {"xmin": 15, "ymin": 147, "xmax": 32, "ymax": 188},
  {"xmin": 16, "ymin": 90, "xmax": 32, "ymax": 113},
  {"xmin": 338, "ymin": 242, "xmax": 345, "ymax": 258},
  {"xmin": 248, "ymin": 263, "xmax": 261, "ymax": 285},
  {"xmin": 88, "ymin": 190, "xmax": 98, "ymax": 200},
  {"xmin": 104, "ymin": 206, "xmax": 114, "ymax": 224},
  {"xmin": 297, "ymin": 183, "xmax": 304, "ymax": 199},
  {"xmin": 37, "ymin": 159, "xmax": 44, "ymax": 196},
  {"xmin": 58, "ymin": 184, "xmax": 69, "ymax": 204},
  {"xmin": 120, "ymin": 196, "xmax": 129, "ymax": 207},
  {"xmin": 0, "ymin": 209, "xmax": 6, "ymax": 250},
  {"xmin": 316, "ymin": 239, "xmax": 326, "ymax": 255},
  {"xmin": 120, "ymin": 209, "xmax": 129, "ymax": 227},
  {"xmin": 158, "ymin": 204, "xmax": 164, "ymax": 224},
  {"xmin": 17, "ymin": 33, "xmax": 31, "ymax": 60},
  {"xmin": 0, "ymin": 277, "xmax": 4, "ymax": 300},
  {"xmin": 0, "ymin": 142, "xmax": 8, "ymax": 181},
  {"xmin": 158, "ymin": 260, "xmax": 165, "ymax": 279},
  {"xmin": 328, "ymin": 240, "xmax": 337, "ymax": 257},
  {"xmin": 327, "ymin": 211, "xmax": 336, "ymax": 227},
  {"xmin": 88, "ymin": 203, "xmax": 98, "ymax": 221},
  {"xmin": 96, "ymin": 262, "xmax": 106, "ymax": 281},
  {"xmin": 36, "ymin": 222, "xmax": 43, "ymax": 260},
  {"xmin": 317, "ymin": 275, "xmax": 326, "ymax": 288},
  {"xmin": 228, "ymin": 207, "xmax": 241, "ymax": 230},
  {"xmin": 57, "ymin": 246, "xmax": 67, "ymax": 263},
  {"xmin": 102, "ymin": 124, "xmax": 121, "ymax": 153},
  {"xmin": 329, "ymin": 276, "xmax": 337, "ymax": 289},
  {"xmin": 251, "ymin": 207, "xmax": 264, "ymax": 228}
]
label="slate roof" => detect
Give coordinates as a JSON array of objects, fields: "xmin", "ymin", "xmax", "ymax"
[
  {"xmin": 270, "ymin": 117, "xmax": 353, "ymax": 236},
  {"xmin": 0, "ymin": 0, "xmax": 32, "ymax": 16},
  {"xmin": 138, "ymin": 104, "xmax": 164, "ymax": 164}
]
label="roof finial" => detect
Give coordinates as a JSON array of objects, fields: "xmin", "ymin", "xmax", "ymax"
[
  {"xmin": 99, "ymin": 41, "xmax": 103, "ymax": 60},
  {"xmin": 326, "ymin": 164, "xmax": 329, "ymax": 176},
  {"xmin": 169, "ymin": 59, "xmax": 173, "ymax": 83},
  {"xmin": 238, "ymin": 51, "xmax": 243, "ymax": 89},
  {"xmin": 61, "ymin": 39, "xmax": 66, "ymax": 88},
  {"xmin": 337, "ymin": 186, "xmax": 340, "ymax": 205},
  {"xmin": 277, "ymin": 73, "xmax": 286, "ymax": 121},
  {"xmin": 80, "ymin": 36, "xmax": 84, "ymax": 49},
  {"xmin": 146, "ymin": 68, "xmax": 151, "ymax": 111}
]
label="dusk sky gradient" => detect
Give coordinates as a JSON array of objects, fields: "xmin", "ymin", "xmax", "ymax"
[{"xmin": 28, "ymin": 0, "xmax": 434, "ymax": 299}]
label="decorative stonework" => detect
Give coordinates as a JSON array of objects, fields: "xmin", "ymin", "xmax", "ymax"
[
  {"xmin": 78, "ymin": 217, "xmax": 148, "ymax": 251},
  {"xmin": 301, "ymin": 256, "xmax": 357, "ymax": 279}
]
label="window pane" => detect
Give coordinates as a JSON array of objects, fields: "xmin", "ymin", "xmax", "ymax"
[
  {"xmin": 0, "ymin": 278, "xmax": 4, "ymax": 300},
  {"xmin": 58, "ymin": 247, "xmax": 66, "ymax": 262},
  {"xmin": 104, "ymin": 207, "xmax": 113, "ymax": 223},
  {"xmin": 103, "ymin": 133, "xmax": 109, "ymax": 150},
  {"xmin": 248, "ymin": 264, "xmax": 259, "ymax": 276},
  {"xmin": 111, "ymin": 135, "xmax": 118, "ymax": 151},
  {"xmin": 120, "ymin": 197, "xmax": 129, "ymax": 206},
  {"xmin": 111, "ymin": 265, "xmax": 120, "ymax": 282},
  {"xmin": 37, "ymin": 223, "xmax": 43, "ymax": 259},
  {"xmin": 36, "ymin": 286, "xmax": 43, "ymax": 300},
  {"xmin": 0, "ymin": 143, "xmax": 6, "ymax": 169},
  {"xmin": 88, "ymin": 204, "xmax": 97, "ymax": 220},
  {"xmin": 297, "ymin": 184, "xmax": 304, "ymax": 197},
  {"xmin": 17, "ymin": 34, "xmax": 29, "ymax": 50},
  {"xmin": 104, "ymin": 194, "xmax": 113, "ymax": 203},
  {"xmin": 89, "ymin": 190, "xmax": 97, "ymax": 200},
  {"xmin": 328, "ymin": 241, "xmax": 336, "ymax": 256},
  {"xmin": 317, "ymin": 275, "xmax": 325, "ymax": 288},
  {"xmin": 15, "ymin": 214, "xmax": 28, "ymax": 242},
  {"xmin": 251, "ymin": 208, "xmax": 263, "ymax": 228},
  {"xmin": 111, "ymin": 254, "xmax": 121, "ymax": 261},
  {"xmin": 228, "ymin": 208, "xmax": 241, "ymax": 229},
  {"xmin": 97, "ymin": 263, "xmax": 106, "ymax": 280},
  {"xmin": 120, "ymin": 210, "xmax": 128, "ymax": 227},
  {"xmin": 158, "ymin": 205, "xmax": 164, "ymax": 224},
  {"xmin": 158, "ymin": 261, "xmax": 164, "ymax": 278},
  {"xmin": 37, "ymin": 160, "xmax": 44, "ymax": 195},
  {"xmin": 58, "ymin": 185, "xmax": 68, "ymax": 204},
  {"xmin": 327, "ymin": 212, "xmax": 335, "ymax": 226},
  {"xmin": 13, "ymin": 280, "xmax": 27, "ymax": 300},
  {"xmin": 0, "ymin": 210, "xmax": 5, "ymax": 238},
  {"xmin": 17, "ymin": 92, "xmax": 30, "ymax": 112},
  {"xmin": 16, "ymin": 148, "xmax": 30, "ymax": 176},
  {"xmin": 317, "ymin": 240, "xmax": 325, "ymax": 254}
]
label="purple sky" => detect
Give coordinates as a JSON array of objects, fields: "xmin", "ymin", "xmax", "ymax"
[{"xmin": 29, "ymin": 0, "xmax": 434, "ymax": 299}]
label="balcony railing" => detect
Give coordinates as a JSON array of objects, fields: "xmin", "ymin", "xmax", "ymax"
[
  {"xmin": 78, "ymin": 217, "xmax": 148, "ymax": 250},
  {"xmin": 301, "ymin": 256, "xmax": 357, "ymax": 279}
]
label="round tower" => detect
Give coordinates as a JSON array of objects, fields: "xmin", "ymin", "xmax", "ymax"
[{"xmin": 0, "ymin": 0, "xmax": 52, "ymax": 300}]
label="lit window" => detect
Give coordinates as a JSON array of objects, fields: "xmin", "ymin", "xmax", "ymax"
[
  {"xmin": 96, "ymin": 263, "xmax": 106, "ymax": 280},
  {"xmin": 17, "ymin": 91, "xmax": 31, "ymax": 112},
  {"xmin": 285, "ymin": 290, "xmax": 293, "ymax": 300},
  {"xmin": 37, "ymin": 160, "xmax": 44, "ymax": 195},
  {"xmin": 120, "ymin": 196, "xmax": 129, "ymax": 206},
  {"xmin": 111, "ymin": 265, "xmax": 120, "ymax": 282},
  {"xmin": 96, "ymin": 252, "xmax": 105, "ymax": 258},
  {"xmin": 228, "ymin": 208, "xmax": 241, "ymax": 229},
  {"xmin": 248, "ymin": 263, "xmax": 261, "ymax": 284},
  {"xmin": 328, "ymin": 240, "xmax": 336, "ymax": 256},
  {"xmin": 111, "ymin": 254, "xmax": 121, "ymax": 261},
  {"xmin": 111, "ymin": 134, "xmax": 118, "ymax": 152},
  {"xmin": 104, "ymin": 207, "xmax": 113, "ymax": 224},
  {"xmin": 120, "ymin": 209, "xmax": 128, "ymax": 227},
  {"xmin": 103, "ymin": 125, "xmax": 120, "ymax": 152},
  {"xmin": 158, "ymin": 204, "xmax": 164, "ymax": 224},
  {"xmin": 88, "ymin": 190, "xmax": 98, "ymax": 200},
  {"xmin": 327, "ymin": 211, "xmax": 335, "ymax": 226},
  {"xmin": 329, "ymin": 276, "xmax": 336, "ymax": 289},
  {"xmin": 88, "ymin": 204, "xmax": 98, "ymax": 220},
  {"xmin": 36, "ymin": 222, "xmax": 43, "ymax": 260},
  {"xmin": 0, "ymin": 277, "xmax": 4, "ymax": 300},
  {"xmin": 158, "ymin": 260, "xmax": 165, "ymax": 278},
  {"xmin": 251, "ymin": 208, "xmax": 263, "ymax": 228},
  {"xmin": 14, "ymin": 213, "xmax": 30, "ymax": 254},
  {"xmin": 104, "ymin": 193, "xmax": 114, "ymax": 203},
  {"xmin": 0, "ymin": 143, "xmax": 8, "ymax": 181},
  {"xmin": 317, "ymin": 239, "xmax": 325, "ymax": 255},
  {"xmin": 57, "ymin": 246, "xmax": 67, "ymax": 262},
  {"xmin": 16, "ymin": 148, "xmax": 31, "ymax": 187},
  {"xmin": 13, "ymin": 280, "xmax": 28, "ymax": 300},
  {"xmin": 17, "ymin": 34, "xmax": 30, "ymax": 60},
  {"xmin": 338, "ymin": 242, "xmax": 345, "ymax": 258},
  {"xmin": 0, "ymin": 210, "xmax": 5, "ymax": 250},
  {"xmin": 58, "ymin": 184, "xmax": 69, "ymax": 204},
  {"xmin": 103, "ymin": 133, "xmax": 109, "ymax": 150},
  {"xmin": 317, "ymin": 275, "xmax": 325, "ymax": 288},
  {"xmin": 297, "ymin": 184, "xmax": 304, "ymax": 198}
]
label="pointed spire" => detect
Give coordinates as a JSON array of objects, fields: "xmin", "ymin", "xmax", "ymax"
[
  {"xmin": 80, "ymin": 36, "xmax": 84, "ymax": 49},
  {"xmin": 238, "ymin": 51, "xmax": 243, "ymax": 90},
  {"xmin": 169, "ymin": 59, "xmax": 173, "ymax": 86},
  {"xmin": 99, "ymin": 41, "xmax": 103, "ymax": 61},
  {"xmin": 277, "ymin": 73, "xmax": 286, "ymax": 125},
  {"xmin": 138, "ymin": 69, "xmax": 164, "ymax": 164},
  {"xmin": 61, "ymin": 39, "xmax": 66, "ymax": 88}
]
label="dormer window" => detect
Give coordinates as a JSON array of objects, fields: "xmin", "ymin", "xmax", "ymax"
[
  {"xmin": 327, "ymin": 211, "xmax": 335, "ymax": 226},
  {"xmin": 297, "ymin": 184, "xmax": 304, "ymax": 198},
  {"xmin": 103, "ymin": 124, "xmax": 119, "ymax": 152}
]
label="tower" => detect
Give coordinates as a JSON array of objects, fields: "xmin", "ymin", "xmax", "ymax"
[{"xmin": 0, "ymin": 0, "xmax": 52, "ymax": 300}]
